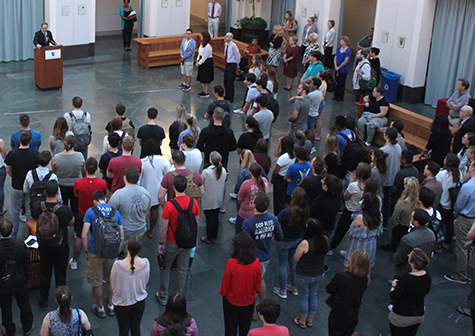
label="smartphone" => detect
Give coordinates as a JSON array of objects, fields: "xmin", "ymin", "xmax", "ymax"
[{"xmin": 26, "ymin": 238, "xmax": 37, "ymax": 246}]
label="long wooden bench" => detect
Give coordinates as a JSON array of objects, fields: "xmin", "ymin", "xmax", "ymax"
[
  {"xmin": 211, "ymin": 37, "xmax": 269, "ymax": 71},
  {"xmin": 134, "ymin": 33, "xmax": 202, "ymax": 69}
]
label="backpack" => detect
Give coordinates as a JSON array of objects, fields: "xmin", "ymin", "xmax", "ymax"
[
  {"xmin": 93, "ymin": 206, "xmax": 121, "ymax": 259},
  {"xmin": 427, "ymin": 211, "xmax": 444, "ymax": 248},
  {"xmin": 171, "ymin": 171, "xmax": 200, "ymax": 200},
  {"xmin": 69, "ymin": 111, "xmax": 91, "ymax": 151},
  {"xmin": 37, "ymin": 202, "xmax": 63, "ymax": 248},
  {"xmin": 323, "ymin": 70, "xmax": 336, "ymax": 92},
  {"xmin": 170, "ymin": 198, "xmax": 197, "ymax": 249},
  {"xmin": 0, "ymin": 259, "xmax": 19, "ymax": 291},
  {"xmin": 29, "ymin": 170, "xmax": 53, "ymax": 212},
  {"xmin": 121, "ymin": 118, "xmax": 135, "ymax": 140},
  {"xmin": 339, "ymin": 131, "xmax": 369, "ymax": 172},
  {"xmin": 265, "ymin": 91, "xmax": 280, "ymax": 122},
  {"xmin": 358, "ymin": 61, "xmax": 377, "ymax": 93}
]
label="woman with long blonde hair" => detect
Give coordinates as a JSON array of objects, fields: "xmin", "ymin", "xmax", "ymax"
[
  {"xmin": 268, "ymin": 25, "xmax": 284, "ymax": 68},
  {"xmin": 169, "ymin": 104, "xmax": 187, "ymax": 154},
  {"xmin": 382, "ymin": 176, "xmax": 420, "ymax": 252},
  {"xmin": 324, "ymin": 134, "xmax": 340, "ymax": 176}
]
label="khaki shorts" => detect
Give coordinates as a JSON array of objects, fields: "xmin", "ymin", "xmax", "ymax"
[
  {"xmin": 181, "ymin": 61, "xmax": 193, "ymax": 76},
  {"xmin": 86, "ymin": 253, "xmax": 115, "ymax": 287}
]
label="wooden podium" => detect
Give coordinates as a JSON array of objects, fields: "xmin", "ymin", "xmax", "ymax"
[{"xmin": 34, "ymin": 45, "xmax": 63, "ymax": 90}]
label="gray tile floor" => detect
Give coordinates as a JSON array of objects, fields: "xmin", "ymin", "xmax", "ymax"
[{"xmin": 0, "ymin": 36, "xmax": 472, "ymax": 335}]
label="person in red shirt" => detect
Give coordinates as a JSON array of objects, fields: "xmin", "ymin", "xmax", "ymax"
[
  {"xmin": 107, "ymin": 135, "xmax": 141, "ymax": 193},
  {"xmin": 248, "ymin": 299, "xmax": 289, "ymax": 336},
  {"xmin": 219, "ymin": 231, "xmax": 261, "ymax": 336},
  {"xmin": 70, "ymin": 157, "xmax": 107, "ymax": 270},
  {"xmin": 156, "ymin": 175, "xmax": 200, "ymax": 306}
]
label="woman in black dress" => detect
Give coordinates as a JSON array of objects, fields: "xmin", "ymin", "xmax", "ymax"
[
  {"xmin": 421, "ymin": 114, "xmax": 452, "ymax": 167},
  {"xmin": 120, "ymin": 0, "xmax": 136, "ymax": 51},
  {"xmin": 326, "ymin": 249, "xmax": 370, "ymax": 336},
  {"xmin": 196, "ymin": 31, "xmax": 214, "ymax": 97}
]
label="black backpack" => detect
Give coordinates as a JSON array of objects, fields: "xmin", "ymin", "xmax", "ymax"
[
  {"xmin": 93, "ymin": 206, "xmax": 121, "ymax": 259},
  {"xmin": 323, "ymin": 70, "xmax": 336, "ymax": 92},
  {"xmin": 170, "ymin": 198, "xmax": 197, "ymax": 249},
  {"xmin": 339, "ymin": 131, "xmax": 369, "ymax": 172},
  {"xmin": 37, "ymin": 202, "xmax": 63, "ymax": 248},
  {"xmin": 29, "ymin": 170, "xmax": 53, "ymax": 212},
  {"xmin": 427, "ymin": 211, "xmax": 444, "ymax": 248},
  {"xmin": 0, "ymin": 245, "xmax": 19, "ymax": 291},
  {"xmin": 265, "ymin": 91, "xmax": 280, "ymax": 122}
]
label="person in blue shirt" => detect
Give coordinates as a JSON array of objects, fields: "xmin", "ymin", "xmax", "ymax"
[
  {"xmin": 331, "ymin": 115, "xmax": 354, "ymax": 179},
  {"xmin": 300, "ymin": 51, "xmax": 325, "ymax": 85},
  {"xmin": 81, "ymin": 190, "xmax": 124, "ymax": 319},
  {"xmin": 11, "ymin": 113, "xmax": 42, "ymax": 150},
  {"xmin": 285, "ymin": 147, "xmax": 311, "ymax": 204},
  {"xmin": 242, "ymin": 192, "xmax": 283, "ymax": 317},
  {"xmin": 177, "ymin": 29, "xmax": 197, "ymax": 92}
]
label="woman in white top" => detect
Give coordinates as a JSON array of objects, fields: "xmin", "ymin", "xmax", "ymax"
[
  {"xmin": 102, "ymin": 117, "xmax": 127, "ymax": 154},
  {"xmin": 329, "ymin": 162, "xmax": 371, "ymax": 252},
  {"xmin": 201, "ymin": 151, "xmax": 227, "ymax": 244},
  {"xmin": 139, "ymin": 139, "xmax": 171, "ymax": 238},
  {"xmin": 436, "ymin": 153, "xmax": 462, "ymax": 250},
  {"xmin": 272, "ymin": 136, "xmax": 296, "ymax": 216},
  {"xmin": 111, "ymin": 236, "xmax": 150, "ymax": 336},
  {"xmin": 323, "ymin": 20, "xmax": 336, "ymax": 69},
  {"xmin": 302, "ymin": 32, "xmax": 319, "ymax": 67},
  {"xmin": 249, "ymin": 54, "xmax": 263, "ymax": 79},
  {"xmin": 196, "ymin": 31, "xmax": 214, "ymax": 97},
  {"xmin": 0, "ymin": 138, "xmax": 6, "ymax": 216},
  {"xmin": 180, "ymin": 133, "xmax": 202, "ymax": 172}
]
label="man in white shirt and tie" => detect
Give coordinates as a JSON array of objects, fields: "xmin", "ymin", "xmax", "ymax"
[
  {"xmin": 208, "ymin": 0, "xmax": 222, "ymax": 38},
  {"xmin": 223, "ymin": 33, "xmax": 240, "ymax": 103}
]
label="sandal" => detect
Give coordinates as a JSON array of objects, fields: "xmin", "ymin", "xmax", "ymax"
[
  {"xmin": 456, "ymin": 306, "xmax": 472, "ymax": 317},
  {"xmin": 200, "ymin": 236, "xmax": 213, "ymax": 244},
  {"xmin": 306, "ymin": 321, "xmax": 313, "ymax": 328},
  {"xmin": 293, "ymin": 317, "xmax": 306, "ymax": 329}
]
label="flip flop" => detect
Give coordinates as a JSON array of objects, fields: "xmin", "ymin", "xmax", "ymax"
[
  {"xmin": 293, "ymin": 317, "xmax": 306, "ymax": 329},
  {"xmin": 456, "ymin": 307, "xmax": 472, "ymax": 317},
  {"xmin": 200, "ymin": 236, "xmax": 213, "ymax": 244},
  {"xmin": 306, "ymin": 321, "xmax": 313, "ymax": 328}
]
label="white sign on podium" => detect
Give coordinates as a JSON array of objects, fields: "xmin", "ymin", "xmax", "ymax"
[{"xmin": 45, "ymin": 49, "xmax": 62, "ymax": 60}]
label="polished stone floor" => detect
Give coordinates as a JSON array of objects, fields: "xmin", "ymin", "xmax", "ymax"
[{"xmin": 0, "ymin": 36, "xmax": 472, "ymax": 335}]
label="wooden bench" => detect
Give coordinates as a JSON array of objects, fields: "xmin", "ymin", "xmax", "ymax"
[
  {"xmin": 211, "ymin": 37, "xmax": 269, "ymax": 71},
  {"xmin": 134, "ymin": 33, "xmax": 202, "ymax": 69}
]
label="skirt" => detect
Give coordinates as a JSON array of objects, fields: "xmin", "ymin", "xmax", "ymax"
[
  {"xmin": 197, "ymin": 58, "xmax": 214, "ymax": 84},
  {"xmin": 268, "ymin": 48, "xmax": 282, "ymax": 66}
]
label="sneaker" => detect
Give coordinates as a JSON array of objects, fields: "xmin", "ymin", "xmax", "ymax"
[
  {"xmin": 229, "ymin": 217, "xmax": 236, "ymax": 224},
  {"xmin": 387, "ymin": 304, "xmax": 393, "ymax": 311},
  {"xmin": 229, "ymin": 193, "xmax": 238, "ymax": 199},
  {"xmin": 326, "ymin": 249, "xmax": 334, "ymax": 256},
  {"xmin": 286, "ymin": 285, "xmax": 298, "ymax": 296},
  {"xmin": 220, "ymin": 207, "xmax": 226, "ymax": 213},
  {"xmin": 177, "ymin": 83, "xmax": 185, "ymax": 89},
  {"xmin": 19, "ymin": 214, "xmax": 27, "ymax": 222},
  {"xmin": 198, "ymin": 92, "xmax": 210, "ymax": 98},
  {"xmin": 340, "ymin": 250, "xmax": 347, "ymax": 258},
  {"xmin": 182, "ymin": 84, "xmax": 191, "ymax": 92},
  {"xmin": 38, "ymin": 299, "xmax": 48, "ymax": 311},
  {"xmin": 273, "ymin": 287, "xmax": 287, "ymax": 299},
  {"xmin": 106, "ymin": 305, "xmax": 115, "ymax": 316},
  {"xmin": 310, "ymin": 147, "xmax": 316, "ymax": 155},
  {"xmin": 23, "ymin": 324, "xmax": 34, "ymax": 336},
  {"xmin": 444, "ymin": 274, "xmax": 468, "ymax": 284},
  {"xmin": 365, "ymin": 142, "xmax": 371, "ymax": 147},
  {"xmin": 155, "ymin": 292, "xmax": 167, "ymax": 306},
  {"xmin": 233, "ymin": 109, "xmax": 244, "ymax": 114},
  {"xmin": 69, "ymin": 258, "xmax": 78, "ymax": 270},
  {"xmin": 91, "ymin": 304, "xmax": 106, "ymax": 318}
]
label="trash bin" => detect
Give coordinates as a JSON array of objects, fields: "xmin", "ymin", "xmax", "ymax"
[{"xmin": 381, "ymin": 70, "xmax": 401, "ymax": 103}]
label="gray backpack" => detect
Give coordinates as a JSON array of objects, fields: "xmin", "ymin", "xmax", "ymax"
[
  {"xmin": 92, "ymin": 206, "xmax": 121, "ymax": 259},
  {"xmin": 69, "ymin": 111, "xmax": 91, "ymax": 151}
]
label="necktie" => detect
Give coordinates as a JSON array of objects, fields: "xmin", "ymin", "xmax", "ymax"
[
  {"xmin": 211, "ymin": 2, "xmax": 215, "ymax": 18},
  {"xmin": 225, "ymin": 45, "xmax": 228, "ymax": 64},
  {"xmin": 45, "ymin": 32, "xmax": 48, "ymax": 43}
]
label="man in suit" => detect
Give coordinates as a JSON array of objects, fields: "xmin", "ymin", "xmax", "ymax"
[
  {"xmin": 33, "ymin": 22, "xmax": 56, "ymax": 48},
  {"xmin": 453, "ymin": 105, "xmax": 475, "ymax": 154}
]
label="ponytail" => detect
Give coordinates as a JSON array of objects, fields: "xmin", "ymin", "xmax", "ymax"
[
  {"xmin": 210, "ymin": 151, "xmax": 223, "ymax": 180},
  {"xmin": 250, "ymin": 163, "xmax": 265, "ymax": 192},
  {"xmin": 55, "ymin": 286, "xmax": 73, "ymax": 324},
  {"xmin": 186, "ymin": 114, "xmax": 199, "ymax": 138},
  {"xmin": 127, "ymin": 236, "xmax": 143, "ymax": 274}
]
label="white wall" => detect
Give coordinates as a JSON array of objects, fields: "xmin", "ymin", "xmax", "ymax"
[
  {"xmin": 45, "ymin": 0, "xmax": 95, "ymax": 46},
  {"xmin": 374, "ymin": 0, "xmax": 436, "ymax": 88},
  {"xmin": 143, "ymin": 0, "xmax": 191, "ymax": 37},
  {"xmin": 294, "ymin": 0, "xmax": 342, "ymax": 51}
]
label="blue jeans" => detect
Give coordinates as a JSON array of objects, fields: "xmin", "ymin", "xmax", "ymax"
[
  {"xmin": 296, "ymin": 273, "xmax": 324, "ymax": 317},
  {"xmin": 0, "ymin": 167, "xmax": 6, "ymax": 210},
  {"xmin": 10, "ymin": 188, "xmax": 30, "ymax": 239},
  {"xmin": 235, "ymin": 214, "xmax": 245, "ymax": 234},
  {"xmin": 277, "ymin": 239, "xmax": 300, "ymax": 290}
]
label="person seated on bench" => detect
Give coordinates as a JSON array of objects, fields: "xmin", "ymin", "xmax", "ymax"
[
  {"xmin": 357, "ymin": 86, "xmax": 389, "ymax": 146},
  {"xmin": 238, "ymin": 38, "xmax": 262, "ymax": 79},
  {"xmin": 446, "ymin": 78, "xmax": 471, "ymax": 128}
]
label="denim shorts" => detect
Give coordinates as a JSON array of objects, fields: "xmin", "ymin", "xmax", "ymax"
[{"xmin": 307, "ymin": 115, "xmax": 318, "ymax": 130}]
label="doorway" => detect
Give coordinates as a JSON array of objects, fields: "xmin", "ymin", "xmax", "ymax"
[
  {"xmin": 96, "ymin": 0, "xmax": 140, "ymax": 37},
  {"xmin": 341, "ymin": 0, "xmax": 377, "ymax": 52},
  {"xmin": 190, "ymin": 0, "xmax": 226, "ymax": 36}
]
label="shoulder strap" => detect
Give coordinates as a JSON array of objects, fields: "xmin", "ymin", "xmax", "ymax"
[
  {"xmin": 187, "ymin": 198, "xmax": 194, "ymax": 211},
  {"xmin": 77, "ymin": 309, "xmax": 82, "ymax": 336},
  {"xmin": 69, "ymin": 111, "xmax": 75, "ymax": 121},
  {"xmin": 170, "ymin": 199, "xmax": 184, "ymax": 213},
  {"xmin": 338, "ymin": 132, "xmax": 351, "ymax": 145},
  {"xmin": 106, "ymin": 208, "xmax": 116, "ymax": 219},
  {"xmin": 171, "ymin": 171, "xmax": 178, "ymax": 177},
  {"xmin": 41, "ymin": 201, "xmax": 46, "ymax": 212},
  {"xmin": 32, "ymin": 169, "xmax": 39, "ymax": 182},
  {"xmin": 83, "ymin": 111, "xmax": 87, "ymax": 119},
  {"xmin": 50, "ymin": 203, "xmax": 62, "ymax": 214},
  {"xmin": 92, "ymin": 205, "xmax": 105, "ymax": 219},
  {"xmin": 42, "ymin": 171, "xmax": 53, "ymax": 182},
  {"xmin": 187, "ymin": 170, "xmax": 194, "ymax": 179}
]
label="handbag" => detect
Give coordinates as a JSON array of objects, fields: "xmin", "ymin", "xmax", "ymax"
[
  {"xmin": 449, "ymin": 181, "xmax": 462, "ymax": 209},
  {"xmin": 77, "ymin": 309, "xmax": 94, "ymax": 336}
]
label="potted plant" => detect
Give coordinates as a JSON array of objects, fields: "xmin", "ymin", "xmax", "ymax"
[{"xmin": 235, "ymin": 0, "xmax": 267, "ymax": 43}]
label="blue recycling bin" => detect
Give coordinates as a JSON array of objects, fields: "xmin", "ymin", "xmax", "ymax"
[{"xmin": 381, "ymin": 70, "xmax": 401, "ymax": 103}]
